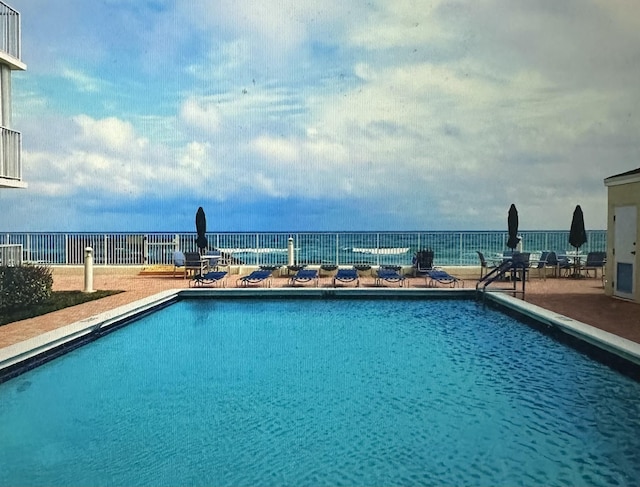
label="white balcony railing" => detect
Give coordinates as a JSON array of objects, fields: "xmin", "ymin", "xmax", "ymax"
[
  {"xmin": 0, "ymin": 126, "xmax": 21, "ymax": 180},
  {"xmin": 0, "ymin": 1, "xmax": 20, "ymax": 61}
]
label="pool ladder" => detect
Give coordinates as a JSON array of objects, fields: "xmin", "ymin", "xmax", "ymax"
[{"xmin": 476, "ymin": 258, "xmax": 527, "ymax": 303}]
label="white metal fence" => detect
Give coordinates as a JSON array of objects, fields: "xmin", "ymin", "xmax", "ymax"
[
  {"xmin": 0, "ymin": 231, "xmax": 607, "ymax": 267},
  {"xmin": 0, "ymin": 243, "xmax": 21, "ymax": 266}
]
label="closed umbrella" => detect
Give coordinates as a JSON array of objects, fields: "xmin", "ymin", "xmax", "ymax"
[
  {"xmin": 569, "ymin": 204, "xmax": 587, "ymax": 252},
  {"xmin": 195, "ymin": 206, "xmax": 207, "ymax": 254},
  {"xmin": 507, "ymin": 204, "xmax": 520, "ymax": 250}
]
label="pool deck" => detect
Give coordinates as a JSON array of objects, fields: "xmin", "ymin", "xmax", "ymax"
[{"xmin": 0, "ymin": 266, "xmax": 638, "ymax": 349}]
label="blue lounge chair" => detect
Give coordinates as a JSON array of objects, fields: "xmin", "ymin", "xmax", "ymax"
[
  {"xmin": 376, "ymin": 267, "xmax": 406, "ymax": 287},
  {"xmin": 412, "ymin": 249, "xmax": 434, "ymax": 276},
  {"xmin": 425, "ymin": 269, "xmax": 463, "ymax": 288},
  {"xmin": 333, "ymin": 268, "xmax": 359, "ymax": 287},
  {"xmin": 289, "ymin": 268, "xmax": 319, "ymax": 287},
  {"xmin": 236, "ymin": 269, "xmax": 272, "ymax": 287},
  {"xmin": 190, "ymin": 271, "xmax": 228, "ymax": 288}
]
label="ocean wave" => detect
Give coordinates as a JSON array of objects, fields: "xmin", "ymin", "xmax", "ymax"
[
  {"xmin": 352, "ymin": 247, "xmax": 410, "ymax": 255},
  {"xmin": 219, "ymin": 248, "xmax": 289, "ymax": 254}
]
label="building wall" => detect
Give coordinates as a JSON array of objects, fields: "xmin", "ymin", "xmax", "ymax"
[{"xmin": 605, "ymin": 181, "xmax": 640, "ymax": 302}]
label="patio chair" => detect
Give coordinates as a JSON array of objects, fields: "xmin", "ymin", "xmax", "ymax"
[
  {"xmin": 236, "ymin": 269, "xmax": 273, "ymax": 287},
  {"xmin": 583, "ymin": 251, "xmax": 606, "ymax": 278},
  {"xmin": 425, "ymin": 269, "xmax": 463, "ymax": 288},
  {"xmin": 183, "ymin": 252, "xmax": 204, "ymax": 279},
  {"xmin": 412, "ymin": 249, "xmax": 434, "ymax": 276},
  {"xmin": 172, "ymin": 251, "xmax": 185, "ymax": 278},
  {"xmin": 289, "ymin": 268, "xmax": 319, "ymax": 287},
  {"xmin": 509, "ymin": 252, "xmax": 531, "ymax": 281},
  {"xmin": 546, "ymin": 251, "xmax": 572, "ymax": 277},
  {"xmin": 173, "ymin": 251, "xmax": 203, "ymax": 278},
  {"xmin": 531, "ymin": 251, "xmax": 551, "ymax": 280},
  {"xmin": 376, "ymin": 266, "xmax": 406, "ymax": 287},
  {"xmin": 333, "ymin": 268, "xmax": 360, "ymax": 287},
  {"xmin": 190, "ymin": 271, "xmax": 228, "ymax": 288},
  {"xmin": 477, "ymin": 251, "xmax": 497, "ymax": 279}
]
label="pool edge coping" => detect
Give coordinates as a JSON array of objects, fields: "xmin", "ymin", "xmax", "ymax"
[{"xmin": 2, "ymin": 288, "xmax": 639, "ymax": 379}]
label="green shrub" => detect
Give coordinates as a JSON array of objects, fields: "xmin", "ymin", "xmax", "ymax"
[{"xmin": 0, "ymin": 265, "xmax": 53, "ymax": 312}]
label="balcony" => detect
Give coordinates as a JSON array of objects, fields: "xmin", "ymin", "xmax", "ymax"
[
  {"xmin": 0, "ymin": 1, "xmax": 24, "ymax": 70},
  {"xmin": 0, "ymin": 126, "xmax": 22, "ymax": 187},
  {"xmin": 0, "ymin": 2, "xmax": 25, "ymax": 188}
]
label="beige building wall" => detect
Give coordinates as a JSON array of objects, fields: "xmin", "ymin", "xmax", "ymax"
[{"xmin": 605, "ymin": 179, "xmax": 640, "ymax": 302}]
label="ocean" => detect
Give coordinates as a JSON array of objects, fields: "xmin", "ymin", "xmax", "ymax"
[{"xmin": 2, "ymin": 231, "xmax": 607, "ymax": 267}]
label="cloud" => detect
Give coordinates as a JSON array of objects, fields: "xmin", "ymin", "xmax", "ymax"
[
  {"xmin": 73, "ymin": 115, "xmax": 149, "ymax": 154},
  {"xmin": 7, "ymin": 0, "xmax": 640, "ymax": 232},
  {"xmin": 179, "ymin": 97, "xmax": 221, "ymax": 134},
  {"xmin": 61, "ymin": 68, "xmax": 103, "ymax": 93}
]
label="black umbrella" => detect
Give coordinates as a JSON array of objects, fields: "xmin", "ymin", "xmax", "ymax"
[
  {"xmin": 569, "ymin": 204, "xmax": 587, "ymax": 252},
  {"xmin": 506, "ymin": 204, "xmax": 520, "ymax": 250},
  {"xmin": 195, "ymin": 206, "xmax": 207, "ymax": 254}
]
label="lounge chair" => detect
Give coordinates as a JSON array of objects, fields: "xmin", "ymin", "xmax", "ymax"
[
  {"xmin": 190, "ymin": 271, "xmax": 228, "ymax": 288},
  {"xmin": 425, "ymin": 269, "xmax": 463, "ymax": 288},
  {"xmin": 289, "ymin": 268, "xmax": 319, "ymax": 287},
  {"xmin": 412, "ymin": 249, "xmax": 434, "ymax": 276},
  {"xmin": 376, "ymin": 266, "xmax": 406, "ymax": 287},
  {"xmin": 333, "ymin": 268, "xmax": 360, "ymax": 287},
  {"xmin": 236, "ymin": 269, "xmax": 273, "ymax": 287}
]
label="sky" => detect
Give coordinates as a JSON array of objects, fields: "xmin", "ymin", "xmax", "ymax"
[{"xmin": 1, "ymin": 0, "xmax": 639, "ymax": 232}]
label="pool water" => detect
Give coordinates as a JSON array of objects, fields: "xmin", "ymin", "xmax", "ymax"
[{"xmin": 1, "ymin": 299, "xmax": 639, "ymax": 486}]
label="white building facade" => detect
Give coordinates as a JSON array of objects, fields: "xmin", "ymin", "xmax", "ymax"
[{"xmin": 0, "ymin": 1, "xmax": 26, "ymax": 189}]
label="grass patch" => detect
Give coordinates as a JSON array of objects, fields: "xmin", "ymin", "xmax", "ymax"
[{"xmin": 0, "ymin": 290, "xmax": 123, "ymax": 326}]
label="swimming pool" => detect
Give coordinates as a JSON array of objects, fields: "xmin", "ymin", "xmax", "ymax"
[{"xmin": 1, "ymin": 296, "xmax": 639, "ymax": 486}]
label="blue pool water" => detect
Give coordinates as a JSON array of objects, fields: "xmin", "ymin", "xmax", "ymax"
[{"xmin": 1, "ymin": 299, "xmax": 639, "ymax": 486}]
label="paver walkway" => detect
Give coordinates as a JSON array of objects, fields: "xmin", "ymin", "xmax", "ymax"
[{"xmin": 0, "ymin": 267, "xmax": 638, "ymax": 349}]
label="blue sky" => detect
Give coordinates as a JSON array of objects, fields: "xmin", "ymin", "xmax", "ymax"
[{"xmin": 1, "ymin": 0, "xmax": 639, "ymax": 232}]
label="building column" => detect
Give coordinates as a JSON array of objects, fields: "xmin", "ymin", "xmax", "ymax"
[{"xmin": 0, "ymin": 64, "xmax": 11, "ymax": 128}]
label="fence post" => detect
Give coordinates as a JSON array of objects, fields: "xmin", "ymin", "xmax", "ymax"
[
  {"xmin": 84, "ymin": 247, "xmax": 95, "ymax": 293},
  {"xmin": 143, "ymin": 235, "xmax": 148, "ymax": 265},
  {"xmin": 288, "ymin": 237, "xmax": 294, "ymax": 266}
]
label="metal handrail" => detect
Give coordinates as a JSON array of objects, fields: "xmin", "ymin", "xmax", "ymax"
[{"xmin": 476, "ymin": 258, "xmax": 527, "ymax": 301}]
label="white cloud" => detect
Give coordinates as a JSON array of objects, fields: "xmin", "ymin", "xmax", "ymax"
[
  {"xmin": 9, "ymin": 0, "xmax": 640, "ymax": 231},
  {"xmin": 251, "ymin": 136, "xmax": 299, "ymax": 163},
  {"xmin": 179, "ymin": 97, "xmax": 222, "ymax": 134},
  {"xmin": 61, "ymin": 69, "xmax": 103, "ymax": 93},
  {"xmin": 73, "ymin": 115, "xmax": 149, "ymax": 154}
]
